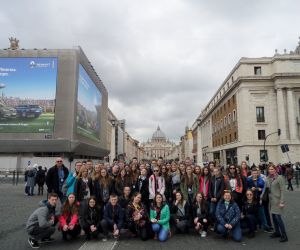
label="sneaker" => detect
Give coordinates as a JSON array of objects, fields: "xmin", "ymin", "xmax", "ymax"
[
  {"xmin": 28, "ymin": 238, "xmax": 40, "ymax": 249},
  {"xmin": 102, "ymin": 237, "xmax": 108, "ymax": 242},
  {"xmin": 199, "ymin": 230, "xmax": 203, "ymax": 235},
  {"xmin": 40, "ymin": 237, "xmax": 55, "ymax": 243},
  {"xmin": 201, "ymin": 231, "xmax": 207, "ymax": 238}
]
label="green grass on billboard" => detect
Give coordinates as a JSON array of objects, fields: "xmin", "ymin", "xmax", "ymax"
[
  {"xmin": 0, "ymin": 113, "xmax": 54, "ymax": 133},
  {"xmin": 77, "ymin": 126, "xmax": 100, "ymax": 143}
]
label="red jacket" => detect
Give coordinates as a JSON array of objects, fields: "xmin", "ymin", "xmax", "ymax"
[
  {"xmin": 198, "ymin": 176, "xmax": 210, "ymax": 198},
  {"xmin": 59, "ymin": 211, "xmax": 79, "ymax": 228}
]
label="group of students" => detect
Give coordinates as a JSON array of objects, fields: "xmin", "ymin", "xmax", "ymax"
[{"xmin": 26, "ymin": 157, "xmax": 288, "ymax": 249}]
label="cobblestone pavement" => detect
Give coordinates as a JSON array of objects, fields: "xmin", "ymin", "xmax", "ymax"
[{"xmin": 0, "ymin": 183, "xmax": 299, "ymax": 250}]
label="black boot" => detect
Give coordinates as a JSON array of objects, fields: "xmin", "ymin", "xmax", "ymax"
[{"xmin": 279, "ymin": 234, "xmax": 288, "ymax": 242}]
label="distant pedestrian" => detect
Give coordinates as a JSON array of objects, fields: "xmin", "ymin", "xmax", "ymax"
[
  {"xmin": 27, "ymin": 164, "xmax": 37, "ymax": 196},
  {"xmin": 35, "ymin": 166, "xmax": 46, "ymax": 196},
  {"xmin": 286, "ymin": 165, "xmax": 294, "ymax": 191},
  {"xmin": 26, "ymin": 193, "xmax": 58, "ymax": 249}
]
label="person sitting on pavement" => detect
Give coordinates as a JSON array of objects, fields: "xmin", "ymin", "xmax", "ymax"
[
  {"xmin": 26, "ymin": 192, "xmax": 58, "ymax": 248},
  {"xmin": 192, "ymin": 192, "xmax": 209, "ymax": 238},
  {"xmin": 241, "ymin": 190, "xmax": 258, "ymax": 238},
  {"xmin": 100, "ymin": 194, "xmax": 124, "ymax": 241},
  {"xmin": 215, "ymin": 190, "xmax": 242, "ymax": 242},
  {"xmin": 150, "ymin": 193, "xmax": 171, "ymax": 242},
  {"xmin": 170, "ymin": 191, "xmax": 190, "ymax": 234},
  {"xmin": 59, "ymin": 193, "xmax": 81, "ymax": 241},
  {"xmin": 80, "ymin": 196, "xmax": 103, "ymax": 241},
  {"xmin": 126, "ymin": 192, "xmax": 151, "ymax": 240}
]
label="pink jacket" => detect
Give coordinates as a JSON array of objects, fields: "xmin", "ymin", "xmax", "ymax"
[
  {"xmin": 59, "ymin": 212, "xmax": 79, "ymax": 229},
  {"xmin": 148, "ymin": 175, "xmax": 165, "ymax": 200}
]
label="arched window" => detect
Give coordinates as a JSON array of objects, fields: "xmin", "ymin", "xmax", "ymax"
[
  {"xmin": 228, "ymin": 113, "xmax": 231, "ymax": 124},
  {"xmin": 232, "ymin": 109, "xmax": 236, "ymax": 121}
]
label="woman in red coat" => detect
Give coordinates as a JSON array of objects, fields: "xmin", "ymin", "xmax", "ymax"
[
  {"xmin": 59, "ymin": 193, "xmax": 81, "ymax": 240},
  {"xmin": 198, "ymin": 166, "xmax": 211, "ymax": 200}
]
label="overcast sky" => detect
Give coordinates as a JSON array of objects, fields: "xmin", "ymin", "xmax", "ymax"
[{"xmin": 1, "ymin": 0, "xmax": 300, "ymax": 143}]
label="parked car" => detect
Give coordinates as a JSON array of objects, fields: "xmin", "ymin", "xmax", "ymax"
[
  {"xmin": 0, "ymin": 102, "xmax": 17, "ymax": 119},
  {"xmin": 15, "ymin": 104, "xmax": 43, "ymax": 118}
]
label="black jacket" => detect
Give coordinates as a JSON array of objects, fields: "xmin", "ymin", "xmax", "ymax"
[
  {"xmin": 35, "ymin": 169, "xmax": 46, "ymax": 185},
  {"xmin": 46, "ymin": 165, "xmax": 69, "ymax": 194},
  {"xmin": 242, "ymin": 201, "xmax": 258, "ymax": 217},
  {"xmin": 209, "ymin": 175, "xmax": 225, "ymax": 201},
  {"xmin": 192, "ymin": 201, "xmax": 209, "ymax": 220},
  {"xmin": 81, "ymin": 204, "xmax": 102, "ymax": 229},
  {"xmin": 93, "ymin": 181, "xmax": 113, "ymax": 205},
  {"xmin": 136, "ymin": 176, "xmax": 149, "ymax": 204},
  {"xmin": 74, "ymin": 178, "xmax": 94, "ymax": 202},
  {"xmin": 171, "ymin": 201, "xmax": 190, "ymax": 221}
]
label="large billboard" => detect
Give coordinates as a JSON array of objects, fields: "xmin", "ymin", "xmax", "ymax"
[
  {"xmin": 0, "ymin": 57, "xmax": 57, "ymax": 133},
  {"xmin": 76, "ymin": 64, "xmax": 102, "ymax": 142}
]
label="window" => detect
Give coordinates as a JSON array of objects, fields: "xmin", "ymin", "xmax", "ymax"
[
  {"xmin": 225, "ymin": 136, "xmax": 227, "ymax": 144},
  {"xmin": 224, "ymin": 117, "xmax": 227, "ymax": 127},
  {"xmin": 254, "ymin": 66, "xmax": 262, "ymax": 75},
  {"xmin": 228, "ymin": 113, "xmax": 231, "ymax": 124},
  {"xmin": 234, "ymin": 132, "xmax": 237, "ymax": 140},
  {"xmin": 220, "ymin": 119, "xmax": 223, "ymax": 129},
  {"xmin": 221, "ymin": 138, "xmax": 223, "ymax": 144},
  {"xmin": 233, "ymin": 110, "xmax": 236, "ymax": 121},
  {"xmin": 258, "ymin": 130, "xmax": 266, "ymax": 140},
  {"xmin": 229, "ymin": 134, "xmax": 232, "ymax": 142},
  {"xmin": 256, "ymin": 107, "xmax": 265, "ymax": 122},
  {"xmin": 232, "ymin": 95, "xmax": 236, "ymax": 104}
]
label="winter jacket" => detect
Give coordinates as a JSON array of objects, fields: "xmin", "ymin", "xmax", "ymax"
[
  {"xmin": 27, "ymin": 168, "xmax": 37, "ymax": 187},
  {"xmin": 35, "ymin": 169, "xmax": 46, "ymax": 186},
  {"xmin": 209, "ymin": 175, "xmax": 225, "ymax": 201},
  {"xmin": 215, "ymin": 200, "xmax": 240, "ymax": 227},
  {"xmin": 180, "ymin": 174, "xmax": 199, "ymax": 204},
  {"xmin": 66, "ymin": 172, "xmax": 78, "ymax": 196},
  {"xmin": 242, "ymin": 201, "xmax": 258, "ymax": 217},
  {"xmin": 59, "ymin": 206, "xmax": 79, "ymax": 229},
  {"xmin": 192, "ymin": 201, "xmax": 209, "ymax": 220},
  {"xmin": 136, "ymin": 176, "xmax": 150, "ymax": 205},
  {"xmin": 198, "ymin": 176, "xmax": 210, "ymax": 198},
  {"xmin": 149, "ymin": 175, "xmax": 165, "ymax": 200},
  {"xmin": 150, "ymin": 203, "xmax": 170, "ymax": 230},
  {"xmin": 26, "ymin": 200, "xmax": 56, "ymax": 233},
  {"xmin": 80, "ymin": 204, "xmax": 102, "ymax": 229},
  {"xmin": 74, "ymin": 178, "xmax": 93, "ymax": 202},
  {"xmin": 46, "ymin": 165, "xmax": 69, "ymax": 195},
  {"xmin": 103, "ymin": 203, "xmax": 124, "ymax": 230},
  {"xmin": 266, "ymin": 175, "xmax": 285, "ymax": 215},
  {"xmin": 247, "ymin": 176, "xmax": 265, "ymax": 200},
  {"xmin": 170, "ymin": 201, "xmax": 190, "ymax": 221}
]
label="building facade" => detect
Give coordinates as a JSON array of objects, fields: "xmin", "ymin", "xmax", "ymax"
[
  {"xmin": 142, "ymin": 126, "xmax": 177, "ymax": 160},
  {"xmin": 194, "ymin": 39, "xmax": 300, "ymax": 166}
]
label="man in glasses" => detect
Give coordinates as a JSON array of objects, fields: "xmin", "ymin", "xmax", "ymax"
[{"xmin": 46, "ymin": 157, "xmax": 69, "ymax": 203}]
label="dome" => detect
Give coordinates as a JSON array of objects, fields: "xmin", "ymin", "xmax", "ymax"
[{"xmin": 152, "ymin": 126, "xmax": 166, "ymax": 140}]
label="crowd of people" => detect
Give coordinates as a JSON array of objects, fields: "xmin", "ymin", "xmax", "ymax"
[{"xmin": 25, "ymin": 157, "xmax": 291, "ymax": 248}]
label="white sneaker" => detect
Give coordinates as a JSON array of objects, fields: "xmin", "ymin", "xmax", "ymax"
[
  {"xmin": 102, "ymin": 237, "xmax": 108, "ymax": 242},
  {"xmin": 201, "ymin": 231, "xmax": 207, "ymax": 238},
  {"xmin": 199, "ymin": 230, "xmax": 203, "ymax": 235}
]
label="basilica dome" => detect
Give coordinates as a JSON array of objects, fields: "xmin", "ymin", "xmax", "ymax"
[{"xmin": 152, "ymin": 126, "xmax": 166, "ymax": 140}]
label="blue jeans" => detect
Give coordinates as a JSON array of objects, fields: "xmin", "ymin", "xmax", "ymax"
[
  {"xmin": 258, "ymin": 204, "xmax": 269, "ymax": 229},
  {"xmin": 272, "ymin": 214, "xmax": 287, "ymax": 237},
  {"xmin": 209, "ymin": 201, "xmax": 217, "ymax": 223},
  {"xmin": 217, "ymin": 223, "xmax": 242, "ymax": 242},
  {"xmin": 152, "ymin": 223, "xmax": 168, "ymax": 242}
]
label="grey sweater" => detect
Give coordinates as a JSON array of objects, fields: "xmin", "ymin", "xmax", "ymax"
[{"xmin": 26, "ymin": 201, "xmax": 55, "ymax": 233}]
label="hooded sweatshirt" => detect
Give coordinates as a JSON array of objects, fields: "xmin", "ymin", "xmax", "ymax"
[{"xmin": 26, "ymin": 200, "xmax": 56, "ymax": 233}]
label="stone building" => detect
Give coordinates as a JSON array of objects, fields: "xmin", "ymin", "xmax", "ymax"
[
  {"xmin": 142, "ymin": 126, "xmax": 176, "ymax": 160},
  {"xmin": 193, "ymin": 39, "xmax": 300, "ymax": 166}
]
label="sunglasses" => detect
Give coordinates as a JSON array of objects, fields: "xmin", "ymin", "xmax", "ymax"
[
  {"xmin": 57, "ymin": 161, "xmax": 63, "ymax": 163},
  {"xmin": 229, "ymin": 167, "xmax": 235, "ymax": 170}
]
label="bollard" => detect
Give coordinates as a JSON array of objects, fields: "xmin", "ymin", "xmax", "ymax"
[
  {"xmin": 296, "ymin": 170, "xmax": 299, "ymax": 189},
  {"xmin": 16, "ymin": 171, "xmax": 19, "ymax": 186},
  {"xmin": 12, "ymin": 171, "xmax": 16, "ymax": 185}
]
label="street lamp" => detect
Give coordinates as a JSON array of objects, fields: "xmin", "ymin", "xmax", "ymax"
[{"xmin": 262, "ymin": 129, "xmax": 281, "ymax": 163}]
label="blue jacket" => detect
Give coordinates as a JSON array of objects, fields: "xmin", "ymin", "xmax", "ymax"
[
  {"xmin": 216, "ymin": 200, "xmax": 240, "ymax": 227},
  {"xmin": 247, "ymin": 176, "xmax": 265, "ymax": 199},
  {"xmin": 66, "ymin": 172, "xmax": 77, "ymax": 196},
  {"xmin": 103, "ymin": 203, "xmax": 124, "ymax": 230}
]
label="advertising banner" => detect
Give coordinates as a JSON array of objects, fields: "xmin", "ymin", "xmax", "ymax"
[
  {"xmin": 77, "ymin": 64, "xmax": 102, "ymax": 142},
  {"xmin": 0, "ymin": 57, "xmax": 57, "ymax": 133}
]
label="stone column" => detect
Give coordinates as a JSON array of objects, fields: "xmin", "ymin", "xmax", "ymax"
[
  {"xmin": 110, "ymin": 125, "xmax": 116, "ymax": 164},
  {"xmin": 287, "ymin": 89, "xmax": 297, "ymax": 140},
  {"xmin": 276, "ymin": 88, "xmax": 287, "ymax": 140}
]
